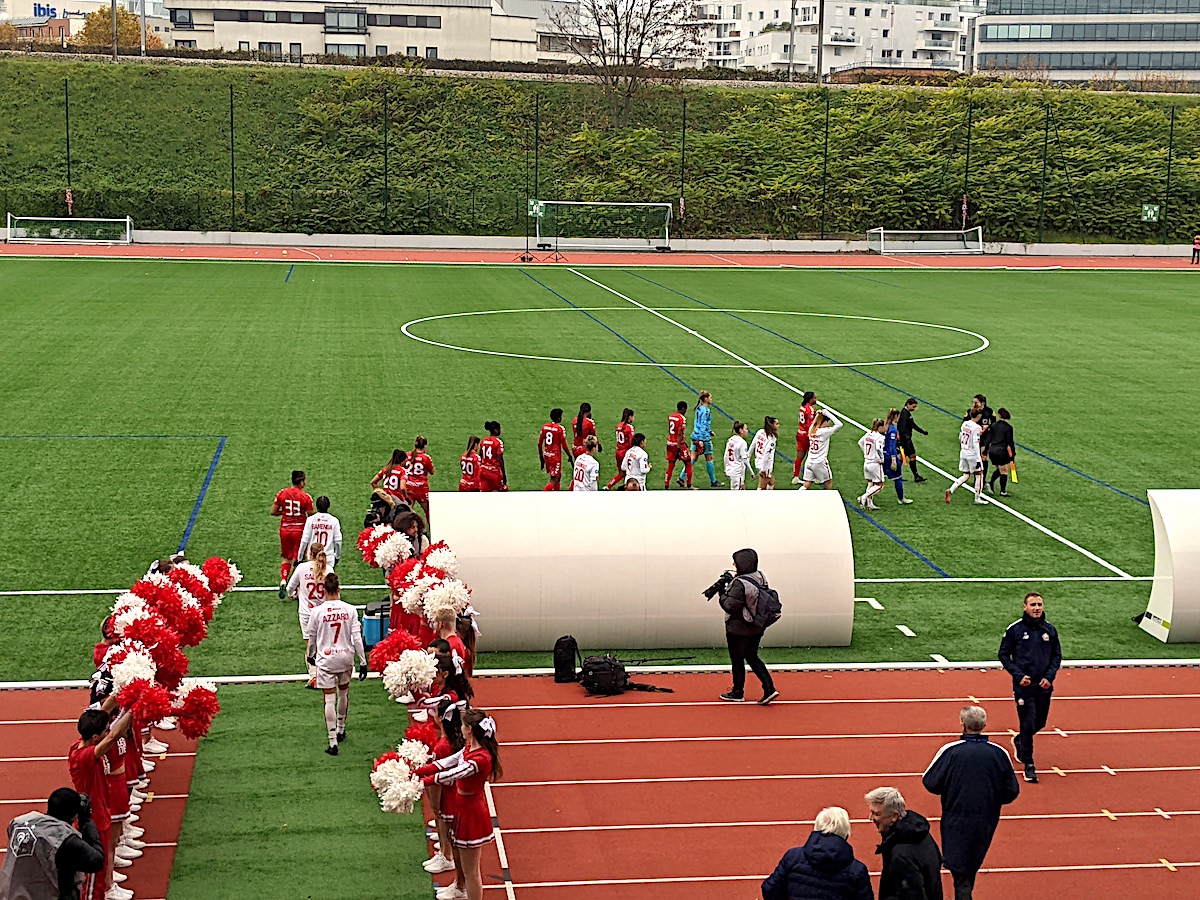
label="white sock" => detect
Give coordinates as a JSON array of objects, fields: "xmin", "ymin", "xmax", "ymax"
[
  {"xmin": 324, "ymin": 694, "xmax": 338, "ymax": 746},
  {"xmin": 336, "ymin": 686, "xmax": 349, "ymax": 731},
  {"xmin": 974, "ymin": 472, "xmax": 984, "ymax": 496},
  {"xmin": 865, "ymin": 483, "xmax": 884, "ymax": 503},
  {"xmin": 949, "ymin": 474, "xmax": 970, "ymax": 494}
]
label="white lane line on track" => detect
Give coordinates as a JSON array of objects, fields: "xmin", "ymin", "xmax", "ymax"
[
  {"xmin": 485, "ymin": 783, "xmax": 518, "ymax": 900},
  {"xmin": 0, "ymin": 753, "xmax": 195, "ymax": 763},
  {"xmin": 496, "ymin": 764, "xmax": 1200, "ymax": 788},
  {"xmin": 569, "ymin": 268, "xmax": 1133, "ymax": 579},
  {"xmin": 0, "ymin": 794, "xmax": 189, "ymax": 805},
  {"xmin": 501, "ymin": 726, "xmax": 1200, "ymax": 747},
  {"xmin": 501, "ymin": 809, "xmax": 1200, "ymax": 835}
]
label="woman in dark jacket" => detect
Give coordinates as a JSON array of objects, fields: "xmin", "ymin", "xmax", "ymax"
[
  {"xmin": 717, "ymin": 548, "xmax": 778, "ymax": 705},
  {"xmin": 985, "ymin": 408, "xmax": 1016, "ymax": 497},
  {"xmin": 762, "ymin": 806, "xmax": 874, "ymax": 900}
]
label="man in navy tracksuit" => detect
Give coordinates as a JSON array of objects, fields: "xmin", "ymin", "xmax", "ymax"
[
  {"xmin": 998, "ymin": 592, "xmax": 1062, "ymax": 783},
  {"xmin": 922, "ymin": 706, "xmax": 1020, "ymax": 900}
]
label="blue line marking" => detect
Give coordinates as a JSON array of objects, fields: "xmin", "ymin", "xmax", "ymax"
[
  {"xmin": 178, "ymin": 436, "xmax": 227, "ymax": 553},
  {"xmin": 521, "ymin": 269, "xmax": 949, "ymax": 577},
  {"xmin": 627, "ymin": 271, "xmax": 1148, "ymax": 507},
  {"xmin": 285, "ymin": 264, "xmax": 295, "ymax": 283}
]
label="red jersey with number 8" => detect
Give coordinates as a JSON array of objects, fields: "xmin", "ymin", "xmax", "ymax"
[
  {"xmin": 540, "ymin": 422, "xmax": 567, "ymax": 460},
  {"xmin": 275, "ymin": 486, "xmax": 313, "ymax": 532}
]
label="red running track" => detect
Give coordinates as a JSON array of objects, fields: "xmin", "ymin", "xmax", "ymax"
[
  {"xmin": 0, "ymin": 689, "xmax": 196, "ymax": 900},
  {"xmin": 0, "ymin": 242, "xmax": 1196, "ymax": 269},
  {"xmin": 447, "ymin": 667, "xmax": 1200, "ymax": 899}
]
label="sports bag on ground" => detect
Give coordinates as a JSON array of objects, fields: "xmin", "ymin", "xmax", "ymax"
[
  {"xmin": 553, "ymin": 635, "xmax": 582, "ymax": 683},
  {"xmin": 579, "ymin": 655, "xmax": 629, "ymax": 695},
  {"xmin": 739, "ymin": 575, "xmax": 783, "ymax": 630}
]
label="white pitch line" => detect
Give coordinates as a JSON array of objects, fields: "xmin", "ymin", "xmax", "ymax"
[
  {"xmin": 896, "ymin": 625, "xmax": 917, "ymax": 637},
  {"xmin": 931, "ymin": 654, "xmax": 950, "ymax": 664},
  {"xmin": 502, "ymin": 725, "xmax": 1200, "ymax": 748},
  {"xmin": 498, "ymin": 764, "xmax": 1200, "ymax": 789},
  {"xmin": 570, "ymin": 269, "xmax": 1133, "ymax": 580},
  {"xmin": 854, "ymin": 597, "xmax": 885, "ymax": 610},
  {"xmin": 484, "ymin": 783, "xmax": 518, "ymax": 900}
]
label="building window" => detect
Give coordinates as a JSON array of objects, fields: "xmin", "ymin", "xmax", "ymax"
[
  {"xmin": 290, "ymin": 42, "xmax": 302, "ymax": 58},
  {"xmin": 324, "ymin": 7, "xmax": 366, "ymax": 33},
  {"xmin": 833, "ymin": 45, "xmax": 841, "ymax": 54},
  {"xmin": 406, "ymin": 45, "xmax": 417, "ymax": 55},
  {"xmin": 172, "ymin": 8, "xmax": 192, "ymax": 27},
  {"xmin": 263, "ymin": 10, "xmax": 276, "ymax": 21},
  {"xmin": 238, "ymin": 40, "xmax": 249, "ymax": 50},
  {"xmin": 325, "ymin": 42, "xmax": 365, "ymax": 55},
  {"xmin": 175, "ymin": 39, "xmax": 196, "ymax": 46},
  {"xmin": 849, "ymin": 5, "xmax": 856, "ymax": 13},
  {"xmin": 376, "ymin": 44, "xmax": 388, "ymax": 55},
  {"xmin": 425, "ymin": 46, "xmax": 437, "ymax": 58},
  {"xmin": 290, "ymin": 11, "xmax": 303, "ymax": 22},
  {"xmin": 238, "ymin": 10, "xmax": 248, "ymax": 20},
  {"xmin": 882, "ymin": 48, "xmax": 891, "ymax": 57},
  {"xmin": 259, "ymin": 42, "xmax": 282, "ymax": 57},
  {"xmin": 758, "ymin": 10, "xmax": 764, "ymax": 17},
  {"xmin": 864, "ymin": 7, "xmax": 871, "ymax": 14},
  {"xmin": 896, "ymin": 49, "xmax": 902, "ymax": 57},
  {"xmin": 783, "ymin": 43, "xmax": 789, "ymax": 52},
  {"xmin": 882, "ymin": 28, "xmax": 888, "ymax": 36},
  {"xmin": 773, "ymin": 9, "xmax": 779, "ymax": 17}
]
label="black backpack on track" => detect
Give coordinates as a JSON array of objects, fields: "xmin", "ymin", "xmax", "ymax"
[
  {"xmin": 579, "ymin": 655, "xmax": 630, "ymax": 696},
  {"xmin": 553, "ymin": 635, "xmax": 582, "ymax": 683}
]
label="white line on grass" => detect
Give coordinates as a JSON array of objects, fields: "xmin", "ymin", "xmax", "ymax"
[
  {"xmin": 896, "ymin": 625, "xmax": 917, "ymax": 637},
  {"xmin": 569, "ymin": 269, "xmax": 1133, "ymax": 579},
  {"xmin": 484, "ymin": 783, "xmax": 518, "ymax": 900},
  {"xmin": 854, "ymin": 597, "xmax": 885, "ymax": 609},
  {"xmin": 931, "ymin": 654, "xmax": 950, "ymax": 664}
]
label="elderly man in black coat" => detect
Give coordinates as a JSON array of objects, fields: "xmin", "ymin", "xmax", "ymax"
[{"xmin": 922, "ymin": 705, "xmax": 1020, "ymax": 900}]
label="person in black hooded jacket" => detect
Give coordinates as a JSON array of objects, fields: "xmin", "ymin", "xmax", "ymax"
[
  {"xmin": 761, "ymin": 806, "xmax": 873, "ymax": 900},
  {"xmin": 717, "ymin": 548, "xmax": 778, "ymax": 705},
  {"xmin": 866, "ymin": 787, "xmax": 943, "ymax": 900}
]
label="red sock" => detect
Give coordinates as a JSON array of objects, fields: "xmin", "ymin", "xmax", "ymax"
[
  {"xmin": 604, "ymin": 471, "xmax": 624, "ymax": 490},
  {"xmin": 793, "ymin": 456, "xmax": 803, "ymax": 478},
  {"xmin": 665, "ymin": 460, "xmax": 676, "ymax": 485},
  {"xmin": 280, "ymin": 561, "xmax": 290, "ymax": 581},
  {"xmin": 543, "ymin": 481, "xmax": 560, "ymax": 491}
]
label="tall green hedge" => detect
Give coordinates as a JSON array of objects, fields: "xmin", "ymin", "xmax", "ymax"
[{"xmin": 2, "ymin": 58, "xmax": 1198, "ymax": 241}]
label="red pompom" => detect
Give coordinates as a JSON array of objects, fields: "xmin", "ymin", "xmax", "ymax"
[
  {"xmin": 168, "ymin": 569, "xmax": 217, "ymax": 616},
  {"xmin": 200, "ymin": 557, "xmax": 235, "ymax": 597},
  {"xmin": 357, "ymin": 526, "xmax": 394, "ymax": 568},
  {"xmin": 121, "ymin": 617, "xmax": 190, "ymax": 690},
  {"xmin": 372, "ymin": 750, "xmax": 402, "ymax": 772},
  {"xmin": 404, "ymin": 719, "xmax": 438, "ymax": 752},
  {"xmin": 368, "ymin": 628, "xmax": 423, "ymax": 672},
  {"xmin": 176, "ymin": 684, "xmax": 220, "ymax": 740},
  {"xmin": 386, "ymin": 558, "xmax": 420, "ymax": 594},
  {"xmin": 116, "ymin": 680, "xmax": 175, "ymax": 724}
]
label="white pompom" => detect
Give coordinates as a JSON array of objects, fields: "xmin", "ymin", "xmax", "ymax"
[
  {"xmin": 110, "ymin": 649, "xmax": 157, "ymax": 692},
  {"xmin": 395, "ymin": 739, "xmax": 432, "ymax": 769},
  {"xmin": 422, "ymin": 579, "xmax": 471, "ymax": 622},
  {"xmin": 373, "ymin": 532, "xmax": 414, "ymax": 569},
  {"xmin": 381, "ymin": 650, "xmax": 439, "ymax": 699},
  {"xmin": 424, "ymin": 547, "xmax": 459, "ymax": 578}
]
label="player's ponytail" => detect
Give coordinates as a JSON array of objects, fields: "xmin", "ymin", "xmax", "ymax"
[
  {"xmin": 575, "ymin": 403, "xmax": 590, "ymax": 440},
  {"xmin": 732, "ymin": 420, "xmax": 744, "ymax": 435},
  {"xmin": 621, "ymin": 407, "xmax": 634, "ymax": 425},
  {"xmin": 764, "ymin": 416, "xmax": 779, "ymax": 437},
  {"xmin": 885, "ymin": 408, "xmax": 900, "ymax": 426},
  {"xmin": 414, "ymin": 435, "xmax": 427, "ymax": 451},
  {"xmin": 465, "ymin": 435, "xmax": 480, "ymax": 453},
  {"xmin": 802, "ymin": 391, "xmax": 816, "ymax": 405},
  {"xmin": 464, "ymin": 708, "xmax": 503, "ymax": 782},
  {"xmin": 695, "ymin": 391, "xmax": 711, "ymax": 411},
  {"xmin": 310, "ymin": 544, "xmax": 328, "ymax": 581},
  {"xmin": 484, "ymin": 421, "xmax": 501, "ymax": 436}
]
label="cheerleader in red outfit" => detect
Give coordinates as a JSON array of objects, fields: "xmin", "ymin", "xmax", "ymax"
[
  {"xmin": 410, "ymin": 652, "xmax": 473, "ymax": 723},
  {"xmin": 423, "ymin": 698, "xmax": 467, "ymax": 877},
  {"xmin": 417, "ymin": 708, "xmax": 503, "ymax": 900}
]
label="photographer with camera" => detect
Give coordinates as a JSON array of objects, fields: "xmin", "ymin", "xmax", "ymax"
[
  {"xmin": 706, "ymin": 548, "xmax": 779, "ymax": 705},
  {"xmin": 0, "ymin": 789, "xmax": 106, "ymax": 900}
]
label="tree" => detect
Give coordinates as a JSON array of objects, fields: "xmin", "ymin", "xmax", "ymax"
[
  {"xmin": 72, "ymin": 6, "xmax": 164, "ymax": 49},
  {"xmin": 0, "ymin": 22, "xmax": 19, "ymax": 43},
  {"xmin": 547, "ymin": 0, "xmax": 705, "ymax": 126}
]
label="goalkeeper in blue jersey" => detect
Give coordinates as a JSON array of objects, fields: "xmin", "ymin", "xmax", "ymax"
[
  {"xmin": 884, "ymin": 408, "xmax": 912, "ymax": 505},
  {"xmin": 687, "ymin": 391, "xmax": 724, "ymax": 488}
]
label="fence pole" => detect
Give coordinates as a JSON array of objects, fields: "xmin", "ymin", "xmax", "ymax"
[
  {"xmin": 110, "ymin": 0, "xmax": 118, "ymax": 63},
  {"xmin": 1037, "ymin": 104, "xmax": 1049, "ymax": 244},
  {"xmin": 962, "ymin": 98, "xmax": 972, "ymax": 229},
  {"xmin": 382, "ymin": 87, "xmax": 390, "ymax": 234},
  {"xmin": 679, "ymin": 95, "xmax": 687, "ymax": 239},
  {"xmin": 534, "ymin": 92, "xmax": 541, "ymax": 201},
  {"xmin": 64, "ymin": 79, "xmax": 72, "ymax": 190},
  {"xmin": 229, "ymin": 84, "xmax": 236, "ymax": 233},
  {"xmin": 820, "ymin": 90, "xmax": 830, "ymax": 240},
  {"xmin": 1162, "ymin": 105, "xmax": 1175, "ymax": 245}
]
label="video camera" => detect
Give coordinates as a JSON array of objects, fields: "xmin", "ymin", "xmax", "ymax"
[{"xmin": 703, "ymin": 571, "xmax": 734, "ymax": 601}]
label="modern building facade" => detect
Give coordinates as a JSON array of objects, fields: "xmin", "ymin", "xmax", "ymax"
[
  {"xmin": 3, "ymin": 0, "xmax": 171, "ymax": 39},
  {"xmin": 974, "ymin": 0, "xmax": 1200, "ymax": 80}
]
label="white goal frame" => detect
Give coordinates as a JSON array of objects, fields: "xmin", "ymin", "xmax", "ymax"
[
  {"xmin": 867, "ymin": 226, "xmax": 984, "ymax": 255},
  {"xmin": 5, "ymin": 214, "xmax": 134, "ymax": 245},
  {"xmin": 535, "ymin": 201, "xmax": 672, "ymax": 252}
]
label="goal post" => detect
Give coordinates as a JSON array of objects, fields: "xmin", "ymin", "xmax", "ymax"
[
  {"xmin": 867, "ymin": 226, "xmax": 984, "ymax": 255},
  {"xmin": 5, "ymin": 214, "xmax": 134, "ymax": 245},
  {"xmin": 533, "ymin": 201, "xmax": 672, "ymax": 252}
]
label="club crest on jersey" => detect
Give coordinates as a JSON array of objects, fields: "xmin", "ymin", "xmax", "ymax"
[{"xmin": 1042, "ymin": 633, "xmax": 1050, "ymax": 641}]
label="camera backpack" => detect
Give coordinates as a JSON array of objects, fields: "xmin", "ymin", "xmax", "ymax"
[
  {"xmin": 553, "ymin": 635, "xmax": 582, "ymax": 683},
  {"xmin": 739, "ymin": 575, "xmax": 783, "ymax": 630},
  {"xmin": 579, "ymin": 655, "xmax": 630, "ymax": 696}
]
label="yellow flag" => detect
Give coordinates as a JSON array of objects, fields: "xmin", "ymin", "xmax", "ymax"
[{"xmin": 1009, "ymin": 461, "xmax": 1018, "ymax": 484}]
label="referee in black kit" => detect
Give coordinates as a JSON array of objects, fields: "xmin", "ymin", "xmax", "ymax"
[
  {"xmin": 998, "ymin": 592, "xmax": 1062, "ymax": 783},
  {"xmin": 897, "ymin": 399, "xmax": 928, "ymax": 483}
]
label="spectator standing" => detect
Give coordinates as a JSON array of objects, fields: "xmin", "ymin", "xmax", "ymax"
[
  {"xmin": 998, "ymin": 592, "xmax": 1062, "ymax": 783},
  {"xmin": 717, "ymin": 548, "xmax": 778, "ymax": 705},
  {"xmin": 897, "ymin": 399, "xmax": 928, "ymax": 483},
  {"xmin": 921, "ymin": 706, "xmax": 1020, "ymax": 900},
  {"xmin": 761, "ymin": 806, "xmax": 873, "ymax": 900},
  {"xmin": 0, "ymin": 789, "xmax": 106, "ymax": 900},
  {"xmin": 1192, "ymin": 233, "xmax": 1199, "ymax": 264},
  {"xmin": 865, "ymin": 787, "xmax": 942, "ymax": 900}
]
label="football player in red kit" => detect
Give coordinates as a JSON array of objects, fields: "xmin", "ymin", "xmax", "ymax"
[
  {"xmin": 459, "ymin": 435, "xmax": 481, "ymax": 491},
  {"xmin": 539, "ymin": 408, "xmax": 569, "ymax": 491},
  {"xmin": 479, "ymin": 421, "xmax": 507, "ymax": 492},
  {"xmin": 664, "ymin": 401, "xmax": 694, "ymax": 489},
  {"xmin": 792, "ymin": 391, "xmax": 817, "ymax": 484},
  {"xmin": 571, "ymin": 402, "xmax": 598, "ymax": 458},
  {"xmin": 271, "ymin": 470, "xmax": 313, "ymax": 597},
  {"xmin": 406, "ymin": 436, "xmax": 435, "ymax": 527},
  {"xmin": 604, "ymin": 408, "xmax": 636, "ymax": 490}
]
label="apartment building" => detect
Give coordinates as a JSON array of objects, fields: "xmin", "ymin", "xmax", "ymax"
[{"xmin": 974, "ymin": 0, "xmax": 1200, "ymax": 80}]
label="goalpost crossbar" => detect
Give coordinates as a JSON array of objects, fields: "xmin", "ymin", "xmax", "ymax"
[
  {"xmin": 534, "ymin": 201, "xmax": 673, "ymax": 252},
  {"xmin": 867, "ymin": 226, "xmax": 984, "ymax": 255}
]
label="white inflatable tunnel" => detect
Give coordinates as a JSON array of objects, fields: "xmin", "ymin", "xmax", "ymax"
[
  {"xmin": 1140, "ymin": 489, "xmax": 1200, "ymax": 643},
  {"xmin": 435, "ymin": 489, "xmax": 855, "ymax": 651}
]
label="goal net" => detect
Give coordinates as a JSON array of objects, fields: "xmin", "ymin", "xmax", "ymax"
[
  {"xmin": 866, "ymin": 227, "xmax": 984, "ymax": 255},
  {"xmin": 5, "ymin": 214, "xmax": 134, "ymax": 245},
  {"xmin": 534, "ymin": 201, "xmax": 672, "ymax": 252}
]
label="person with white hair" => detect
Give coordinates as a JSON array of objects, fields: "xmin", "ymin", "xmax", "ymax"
[
  {"xmin": 921, "ymin": 706, "xmax": 1020, "ymax": 900},
  {"xmin": 865, "ymin": 786, "xmax": 943, "ymax": 900},
  {"xmin": 760, "ymin": 806, "xmax": 872, "ymax": 900}
]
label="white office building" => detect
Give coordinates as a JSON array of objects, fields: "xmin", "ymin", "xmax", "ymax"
[
  {"xmin": 702, "ymin": 0, "xmax": 978, "ymax": 76},
  {"xmin": 973, "ymin": 0, "xmax": 1200, "ymax": 81}
]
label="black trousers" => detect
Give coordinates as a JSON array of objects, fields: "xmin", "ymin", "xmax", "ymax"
[
  {"xmin": 951, "ymin": 868, "xmax": 977, "ymax": 900},
  {"xmin": 1014, "ymin": 687, "xmax": 1053, "ymax": 763},
  {"xmin": 726, "ymin": 632, "xmax": 774, "ymax": 697}
]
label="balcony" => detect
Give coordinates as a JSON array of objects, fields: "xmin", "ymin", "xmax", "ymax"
[
  {"xmin": 825, "ymin": 32, "xmax": 860, "ymax": 44},
  {"xmin": 921, "ymin": 37, "xmax": 956, "ymax": 48},
  {"xmin": 922, "ymin": 18, "xmax": 963, "ymax": 32}
]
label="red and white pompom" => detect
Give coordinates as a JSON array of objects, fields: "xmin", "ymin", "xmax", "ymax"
[
  {"xmin": 386, "ymin": 557, "xmax": 421, "ymax": 594},
  {"xmin": 382, "ymin": 650, "xmax": 438, "ymax": 699},
  {"xmin": 109, "ymin": 646, "xmax": 157, "ymax": 692},
  {"xmin": 421, "ymin": 542, "xmax": 459, "ymax": 579},
  {"xmin": 373, "ymin": 532, "xmax": 414, "ymax": 570},
  {"xmin": 369, "ymin": 757, "xmax": 424, "ymax": 815},
  {"xmin": 112, "ymin": 592, "xmax": 146, "ymax": 620},
  {"xmin": 396, "ymin": 573, "xmax": 441, "ymax": 616},
  {"xmin": 116, "ymin": 680, "xmax": 176, "ymax": 723},
  {"xmin": 367, "ymin": 628, "xmax": 423, "ymax": 673},
  {"xmin": 404, "ymin": 718, "xmax": 438, "ymax": 751},
  {"xmin": 169, "ymin": 567, "xmax": 217, "ymax": 617},
  {"xmin": 422, "ymin": 579, "xmax": 471, "ymax": 623},
  {"xmin": 174, "ymin": 679, "xmax": 220, "ymax": 740},
  {"xmin": 357, "ymin": 525, "xmax": 394, "ymax": 567},
  {"xmin": 200, "ymin": 557, "xmax": 241, "ymax": 598}
]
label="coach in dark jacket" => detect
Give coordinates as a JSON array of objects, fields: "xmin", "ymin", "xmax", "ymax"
[
  {"xmin": 866, "ymin": 787, "xmax": 942, "ymax": 900},
  {"xmin": 762, "ymin": 806, "xmax": 873, "ymax": 900},
  {"xmin": 922, "ymin": 706, "xmax": 1020, "ymax": 900},
  {"xmin": 717, "ymin": 548, "xmax": 777, "ymax": 704},
  {"xmin": 998, "ymin": 591, "xmax": 1062, "ymax": 783}
]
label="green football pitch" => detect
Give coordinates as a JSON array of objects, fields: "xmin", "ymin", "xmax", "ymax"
[{"xmin": 1, "ymin": 256, "xmax": 1197, "ymax": 679}]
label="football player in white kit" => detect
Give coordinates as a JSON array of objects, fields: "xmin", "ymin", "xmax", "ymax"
[
  {"xmin": 620, "ymin": 433, "xmax": 652, "ymax": 490},
  {"xmin": 287, "ymin": 544, "xmax": 330, "ymax": 688},
  {"xmin": 751, "ymin": 417, "xmax": 780, "ymax": 490},
  {"xmin": 945, "ymin": 407, "xmax": 987, "ymax": 505},
  {"xmin": 302, "ymin": 571, "xmax": 367, "ymax": 755},
  {"xmin": 571, "ymin": 436, "xmax": 600, "ymax": 492},
  {"xmin": 298, "ymin": 495, "xmax": 343, "ymax": 567},
  {"xmin": 857, "ymin": 419, "xmax": 887, "ymax": 510},
  {"xmin": 724, "ymin": 422, "xmax": 752, "ymax": 491},
  {"xmin": 800, "ymin": 410, "xmax": 844, "ymax": 490}
]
